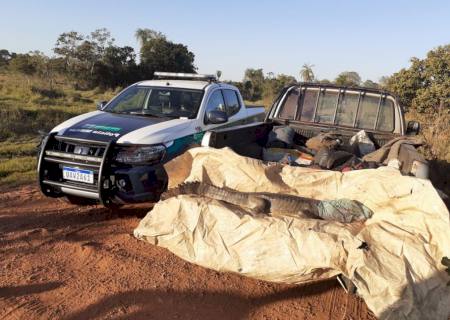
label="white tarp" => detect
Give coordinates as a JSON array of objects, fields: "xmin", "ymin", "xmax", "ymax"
[{"xmin": 134, "ymin": 147, "xmax": 450, "ymax": 319}]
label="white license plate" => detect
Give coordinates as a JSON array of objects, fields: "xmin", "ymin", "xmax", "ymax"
[{"xmin": 62, "ymin": 167, "xmax": 94, "ymax": 184}]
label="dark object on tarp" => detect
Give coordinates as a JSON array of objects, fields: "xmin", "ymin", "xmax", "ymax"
[
  {"xmin": 266, "ymin": 126, "xmax": 295, "ymax": 148},
  {"xmin": 349, "ymin": 130, "xmax": 376, "ymax": 157},
  {"xmin": 162, "ymin": 181, "xmax": 373, "ymax": 223},
  {"xmin": 338, "ymin": 157, "xmax": 379, "ymax": 172},
  {"xmin": 363, "ymin": 136, "xmax": 423, "ymax": 165},
  {"xmin": 314, "ymin": 148, "xmax": 354, "ymax": 169},
  {"xmin": 305, "ymin": 132, "xmax": 342, "ymax": 151},
  {"xmin": 362, "ymin": 136, "xmax": 426, "ymax": 177},
  {"xmin": 262, "ymin": 148, "xmax": 314, "ymax": 166}
]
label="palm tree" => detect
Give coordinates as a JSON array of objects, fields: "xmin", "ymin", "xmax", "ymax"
[{"xmin": 300, "ymin": 64, "xmax": 315, "ymax": 82}]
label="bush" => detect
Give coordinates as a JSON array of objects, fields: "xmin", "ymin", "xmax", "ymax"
[
  {"xmin": 31, "ymin": 86, "xmax": 65, "ymax": 99},
  {"xmin": 384, "ymin": 45, "xmax": 449, "ymax": 113}
]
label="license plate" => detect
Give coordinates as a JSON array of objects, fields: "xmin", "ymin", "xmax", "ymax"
[{"xmin": 62, "ymin": 167, "xmax": 94, "ymax": 184}]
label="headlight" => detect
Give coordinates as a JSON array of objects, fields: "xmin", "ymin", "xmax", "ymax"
[{"xmin": 115, "ymin": 145, "xmax": 166, "ymax": 165}]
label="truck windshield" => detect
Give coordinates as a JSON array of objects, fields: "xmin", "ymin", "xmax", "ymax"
[{"xmin": 104, "ymin": 86, "xmax": 203, "ymax": 118}]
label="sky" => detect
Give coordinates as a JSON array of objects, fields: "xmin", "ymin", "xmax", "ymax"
[{"xmin": 0, "ymin": 0, "xmax": 449, "ymax": 82}]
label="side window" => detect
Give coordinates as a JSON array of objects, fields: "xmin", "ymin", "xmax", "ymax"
[
  {"xmin": 356, "ymin": 95, "xmax": 379, "ymax": 129},
  {"xmin": 377, "ymin": 98, "xmax": 395, "ymax": 131},
  {"xmin": 335, "ymin": 92, "xmax": 359, "ymax": 126},
  {"xmin": 278, "ymin": 88, "xmax": 300, "ymax": 119},
  {"xmin": 315, "ymin": 90, "xmax": 339, "ymax": 124},
  {"xmin": 222, "ymin": 89, "xmax": 241, "ymax": 117},
  {"xmin": 205, "ymin": 90, "xmax": 226, "ymax": 121},
  {"xmin": 298, "ymin": 88, "xmax": 319, "ymax": 122}
]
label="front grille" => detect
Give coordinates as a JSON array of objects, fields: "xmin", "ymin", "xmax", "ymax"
[
  {"xmin": 49, "ymin": 137, "xmax": 105, "ymax": 158},
  {"xmin": 38, "ymin": 134, "xmax": 113, "ymax": 203}
]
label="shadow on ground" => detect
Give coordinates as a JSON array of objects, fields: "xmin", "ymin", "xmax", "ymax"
[
  {"xmin": 65, "ymin": 279, "xmax": 339, "ymax": 320},
  {"xmin": 0, "ymin": 282, "xmax": 63, "ymax": 299}
]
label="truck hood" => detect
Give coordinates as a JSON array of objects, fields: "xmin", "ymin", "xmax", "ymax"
[
  {"xmin": 54, "ymin": 111, "xmax": 172, "ymax": 142},
  {"xmin": 52, "ymin": 111, "xmax": 196, "ymax": 144}
]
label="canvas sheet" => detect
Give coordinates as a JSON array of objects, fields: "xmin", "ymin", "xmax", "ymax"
[{"xmin": 134, "ymin": 147, "xmax": 450, "ymax": 319}]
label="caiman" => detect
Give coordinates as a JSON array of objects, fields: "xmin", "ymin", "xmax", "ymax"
[{"xmin": 161, "ymin": 181, "xmax": 373, "ymax": 223}]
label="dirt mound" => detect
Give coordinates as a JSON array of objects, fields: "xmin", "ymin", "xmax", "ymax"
[{"xmin": 0, "ymin": 185, "xmax": 375, "ymax": 319}]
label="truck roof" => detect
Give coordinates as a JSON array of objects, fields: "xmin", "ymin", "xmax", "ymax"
[{"xmin": 136, "ymin": 79, "xmax": 239, "ymax": 92}]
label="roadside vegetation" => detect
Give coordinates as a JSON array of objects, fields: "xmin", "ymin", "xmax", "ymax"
[{"xmin": 0, "ymin": 28, "xmax": 448, "ymax": 197}]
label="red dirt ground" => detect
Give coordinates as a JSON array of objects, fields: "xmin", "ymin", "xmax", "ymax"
[{"xmin": 0, "ymin": 185, "xmax": 377, "ymax": 320}]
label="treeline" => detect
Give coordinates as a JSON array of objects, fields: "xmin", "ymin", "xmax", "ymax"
[
  {"xmin": 0, "ymin": 28, "xmax": 448, "ymax": 114},
  {"xmin": 234, "ymin": 45, "xmax": 449, "ymax": 114},
  {"xmin": 0, "ymin": 28, "xmax": 196, "ymax": 90},
  {"xmin": 231, "ymin": 67, "xmax": 378, "ymax": 103}
]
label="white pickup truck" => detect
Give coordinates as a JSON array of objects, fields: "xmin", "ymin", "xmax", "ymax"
[{"xmin": 37, "ymin": 72, "xmax": 265, "ymax": 207}]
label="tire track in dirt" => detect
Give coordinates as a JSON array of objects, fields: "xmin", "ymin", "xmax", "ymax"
[{"xmin": 0, "ymin": 185, "xmax": 375, "ymax": 320}]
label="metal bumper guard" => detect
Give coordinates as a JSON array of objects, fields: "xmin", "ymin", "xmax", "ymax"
[{"xmin": 37, "ymin": 133, "xmax": 115, "ymax": 205}]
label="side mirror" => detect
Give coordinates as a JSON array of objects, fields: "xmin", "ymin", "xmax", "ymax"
[
  {"xmin": 406, "ymin": 121, "xmax": 420, "ymax": 135},
  {"xmin": 206, "ymin": 110, "xmax": 228, "ymax": 124},
  {"xmin": 96, "ymin": 100, "xmax": 108, "ymax": 110}
]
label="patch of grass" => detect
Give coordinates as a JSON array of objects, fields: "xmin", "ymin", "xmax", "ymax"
[
  {"xmin": 0, "ymin": 169, "xmax": 37, "ymax": 188},
  {"xmin": 0, "ymin": 71, "xmax": 120, "ymax": 188},
  {"xmin": 0, "ymin": 140, "xmax": 38, "ymax": 158},
  {"xmin": 31, "ymin": 86, "xmax": 65, "ymax": 99},
  {"xmin": 0, "ymin": 156, "xmax": 36, "ymax": 177},
  {"xmin": 0, "ymin": 140, "xmax": 39, "ymax": 188},
  {"xmin": 0, "ymin": 72, "xmax": 117, "ymax": 140}
]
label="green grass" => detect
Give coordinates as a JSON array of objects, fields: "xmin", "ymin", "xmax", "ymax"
[
  {"xmin": 0, "ymin": 140, "xmax": 38, "ymax": 158},
  {"xmin": 0, "ymin": 169, "xmax": 37, "ymax": 187},
  {"xmin": 0, "ymin": 72, "xmax": 119, "ymax": 140},
  {"xmin": 0, "ymin": 71, "xmax": 120, "ymax": 188},
  {"xmin": 0, "ymin": 156, "xmax": 37, "ymax": 187}
]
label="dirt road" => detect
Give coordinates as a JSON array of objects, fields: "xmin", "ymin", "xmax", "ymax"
[{"xmin": 0, "ymin": 185, "xmax": 376, "ymax": 320}]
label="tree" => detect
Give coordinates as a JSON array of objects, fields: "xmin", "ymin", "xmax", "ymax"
[
  {"xmin": 135, "ymin": 28, "xmax": 166, "ymax": 46},
  {"xmin": 137, "ymin": 29, "xmax": 196, "ymax": 77},
  {"xmin": 9, "ymin": 53, "xmax": 38, "ymax": 76},
  {"xmin": 243, "ymin": 68, "xmax": 265, "ymax": 100},
  {"xmin": 53, "ymin": 29, "xmax": 118, "ymax": 87},
  {"xmin": 54, "ymin": 31, "xmax": 84, "ymax": 69},
  {"xmin": 0, "ymin": 49, "xmax": 15, "ymax": 68},
  {"xmin": 216, "ymin": 70, "xmax": 222, "ymax": 80},
  {"xmin": 264, "ymin": 74, "xmax": 296, "ymax": 100},
  {"xmin": 90, "ymin": 28, "xmax": 114, "ymax": 56},
  {"xmin": 300, "ymin": 64, "xmax": 315, "ymax": 82},
  {"xmin": 334, "ymin": 71, "xmax": 361, "ymax": 87},
  {"xmin": 362, "ymin": 80, "xmax": 379, "ymax": 89},
  {"xmin": 9, "ymin": 51, "xmax": 62, "ymax": 87},
  {"xmin": 384, "ymin": 45, "xmax": 449, "ymax": 112},
  {"xmin": 93, "ymin": 45, "xmax": 139, "ymax": 88}
]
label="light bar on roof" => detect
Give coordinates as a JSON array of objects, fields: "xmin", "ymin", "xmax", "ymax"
[{"xmin": 154, "ymin": 72, "xmax": 216, "ymax": 81}]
